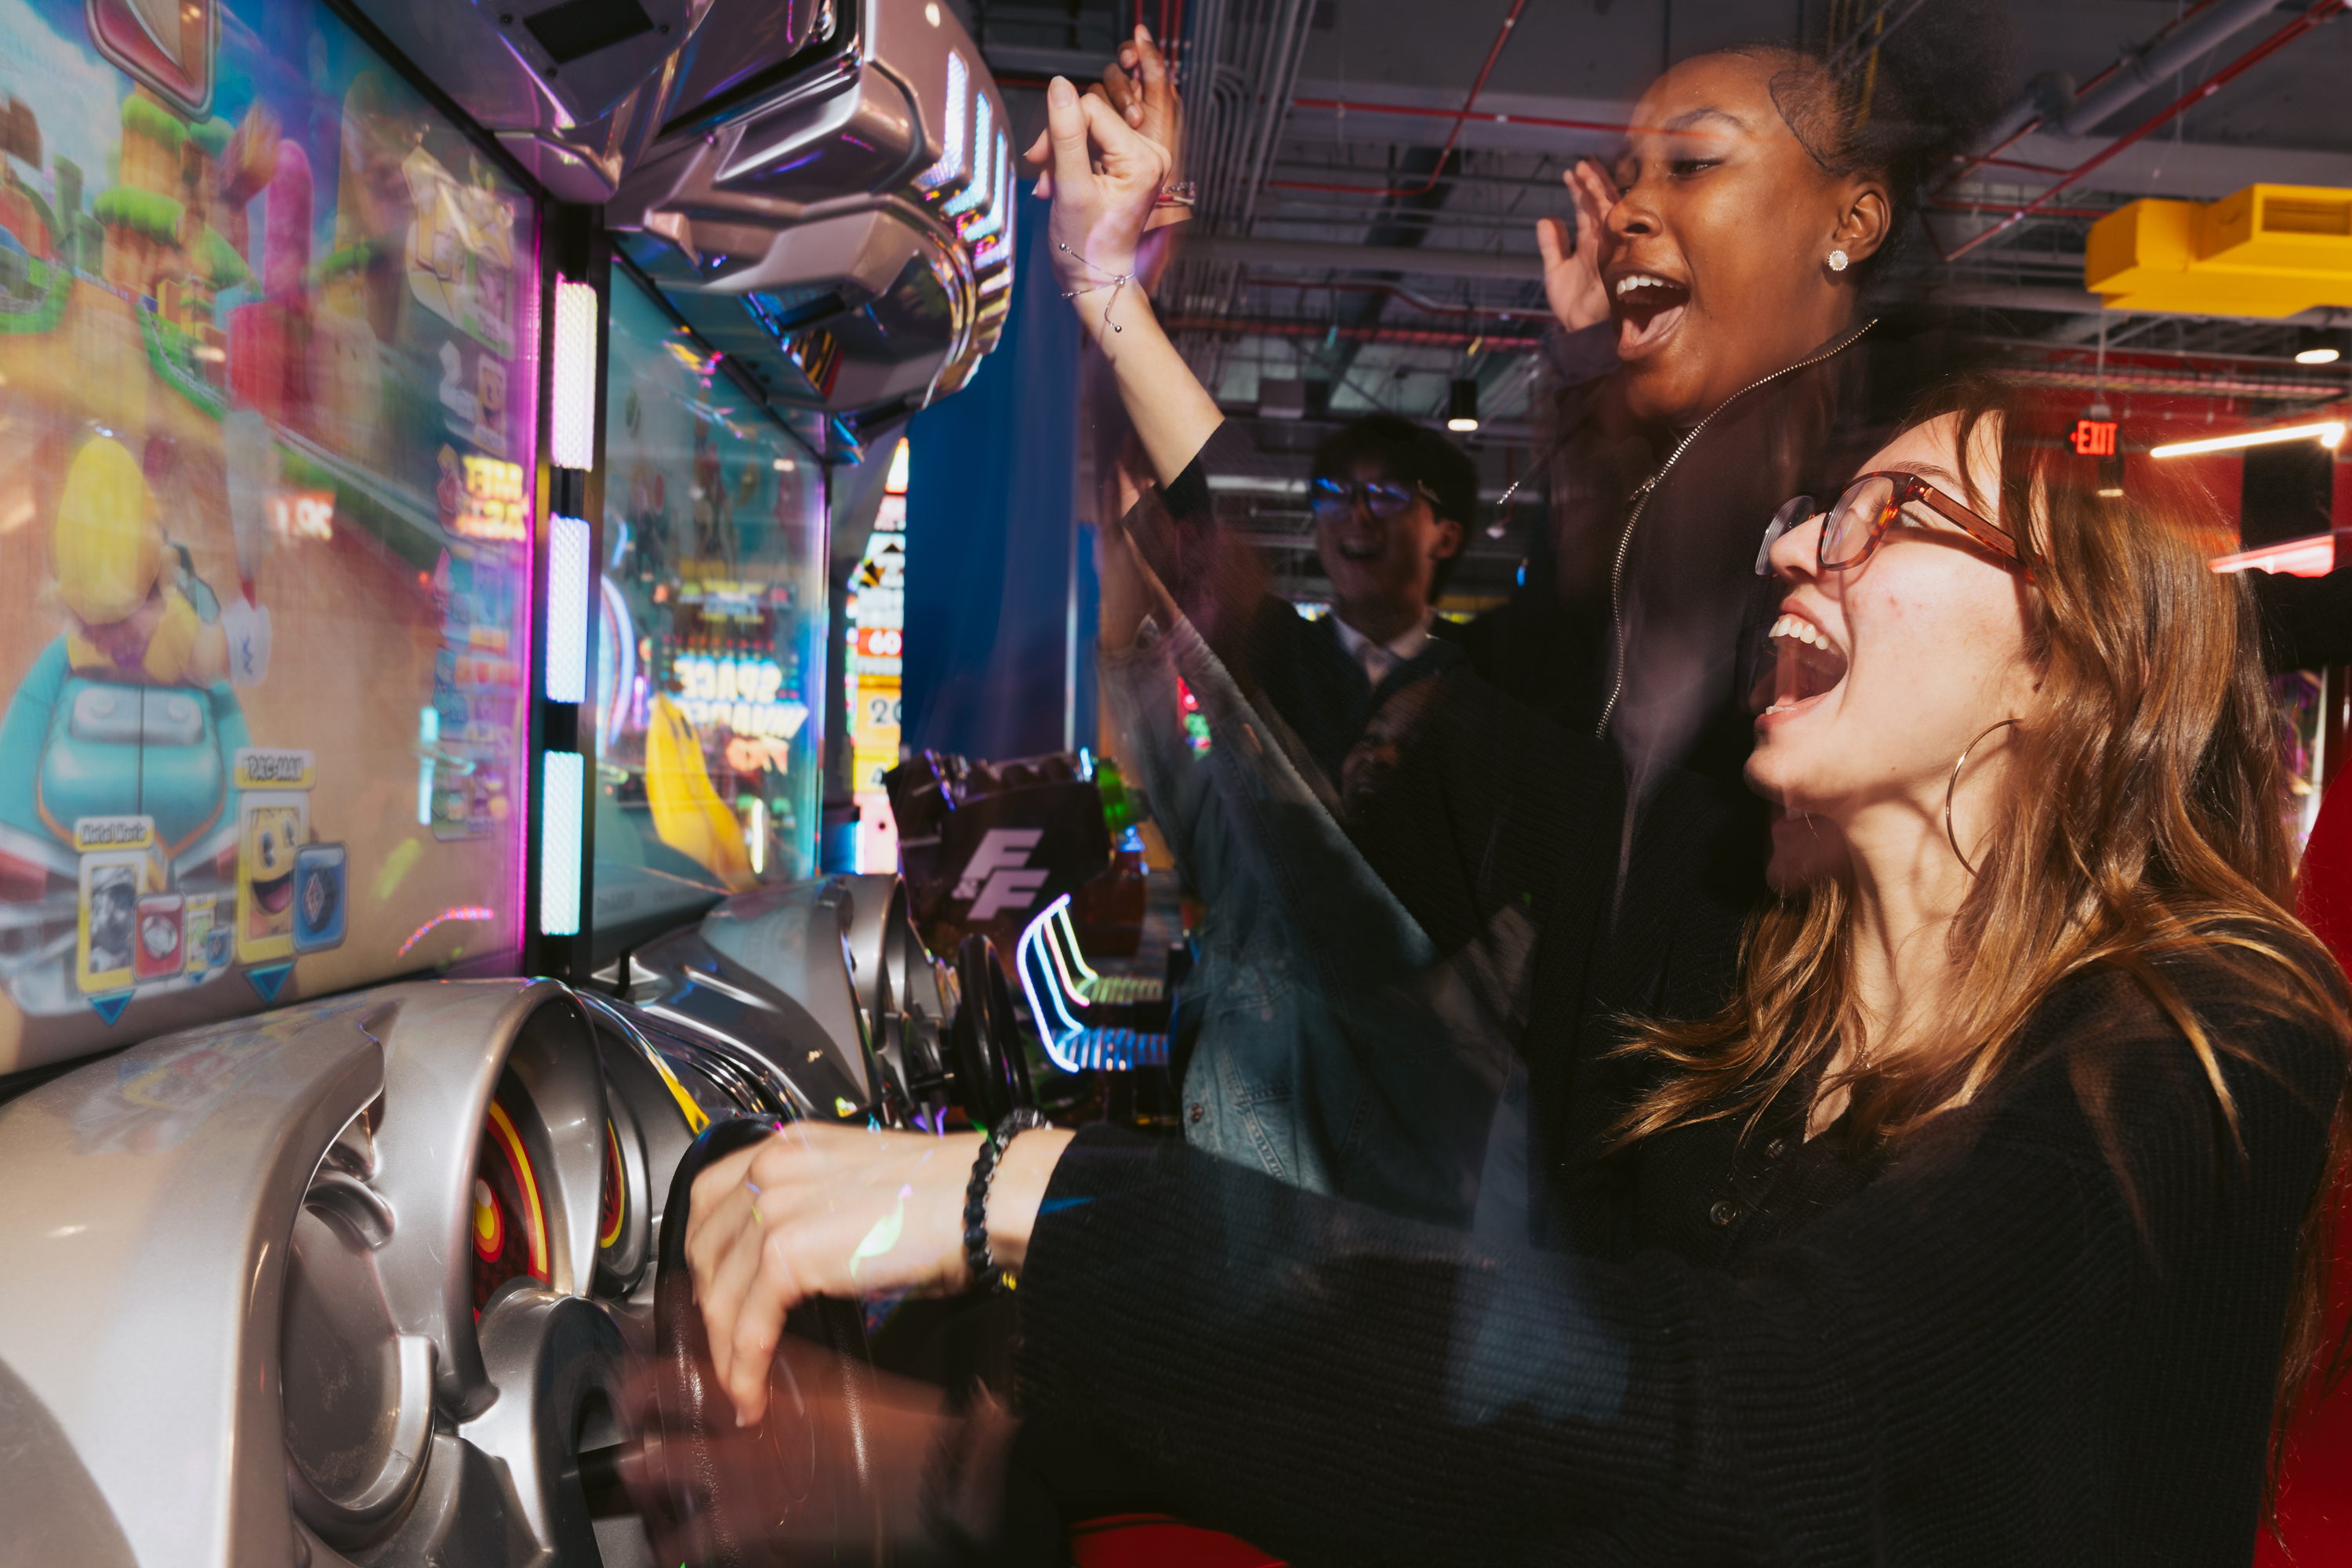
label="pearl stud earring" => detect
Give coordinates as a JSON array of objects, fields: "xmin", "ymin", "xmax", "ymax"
[{"xmin": 1828, "ymin": 249, "xmax": 1849, "ymax": 272}]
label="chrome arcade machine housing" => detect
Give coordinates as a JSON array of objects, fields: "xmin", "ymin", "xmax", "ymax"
[
  {"xmin": 0, "ymin": 876, "xmax": 1028, "ymax": 1568},
  {"xmin": 606, "ymin": 0, "xmax": 1015, "ymax": 420}
]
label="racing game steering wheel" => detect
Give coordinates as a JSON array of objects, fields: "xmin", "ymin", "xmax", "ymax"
[
  {"xmin": 636, "ymin": 1116, "xmax": 884, "ymax": 1568},
  {"xmin": 949, "ymin": 934, "xmax": 1033, "ymax": 1131}
]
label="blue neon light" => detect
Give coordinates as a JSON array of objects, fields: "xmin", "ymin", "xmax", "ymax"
[{"xmin": 1015, "ymin": 894, "xmax": 1168, "ymax": 1072}]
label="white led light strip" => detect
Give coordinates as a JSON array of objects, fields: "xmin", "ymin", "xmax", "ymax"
[
  {"xmin": 915, "ymin": 53, "xmax": 968, "ymax": 191},
  {"xmin": 545, "ymin": 514, "xmax": 590, "ymax": 704},
  {"xmin": 539, "ymin": 750, "xmax": 585, "ymax": 936},
  {"xmin": 551, "ymin": 278, "xmax": 599, "ymax": 471},
  {"xmin": 946, "ymin": 94, "xmax": 993, "ymax": 216}
]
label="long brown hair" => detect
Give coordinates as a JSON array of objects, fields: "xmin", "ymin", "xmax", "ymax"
[{"xmin": 1613, "ymin": 372, "xmax": 2352, "ymax": 1493}]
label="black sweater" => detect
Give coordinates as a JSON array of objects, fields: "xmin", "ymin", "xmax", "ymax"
[{"xmin": 1017, "ymin": 965, "xmax": 2343, "ymax": 1566}]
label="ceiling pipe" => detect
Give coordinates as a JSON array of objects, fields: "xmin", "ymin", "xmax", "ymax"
[
  {"xmin": 1997, "ymin": 365, "xmax": 2346, "ymax": 400},
  {"xmin": 1181, "ymin": 234, "xmax": 1545, "ymax": 280},
  {"xmin": 1178, "ymin": 263, "xmax": 2352, "ymax": 336},
  {"xmin": 1287, "ymin": 96, "xmax": 1628, "ymax": 138},
  {"xmin": 1261, "ymin": 277, "xmax": 1557, "ymax": 322},
  {"xmin": 2059, "ymin": 0, "xmax": 2310, "ymax": 136},
  {"xmin": 1953, "ymin": 0, "xmax": 2342, "ymax": 188},
  {"xmin": 1933, "ymin": 0, "xmax": 2348, "ymax": 263},
  {"xmin": 1266, "ymin": 0, "xmax": 1534, "ymax": 198},
  {"xmin": 1163, "ymin": 315, "xmax": 1543, "ymax": 348}
]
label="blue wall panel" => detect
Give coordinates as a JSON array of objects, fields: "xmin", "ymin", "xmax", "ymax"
[{"xmin": 902, "ymin": 189, "xmax": 1083, "ymax": 762}]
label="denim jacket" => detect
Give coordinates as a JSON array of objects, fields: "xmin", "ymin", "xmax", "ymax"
[{"xmin": 1102, "ymin": 614, "xmax": 1530, "ymax": 1230}]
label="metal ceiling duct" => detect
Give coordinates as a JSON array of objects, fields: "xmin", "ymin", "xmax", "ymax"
[
  {"xmin": 1971, "ymin": 0, "xmax": 2319, "ymax": 165},
  {"xmin": 1162, "ymin": 0, "xmax": 1321, "ymax": 388},
  {"xmin": 607, "ymin": 0, "xmax": 1016, "ymax": 419}
]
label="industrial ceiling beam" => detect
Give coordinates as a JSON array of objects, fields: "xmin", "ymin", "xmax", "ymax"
[{"xmin": 1178, "ymin": 234, "xmax": 1544, "ymax": 281}]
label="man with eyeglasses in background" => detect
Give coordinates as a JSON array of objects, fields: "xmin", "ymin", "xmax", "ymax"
[
  {"xmin": 1096, "ymin": 410, "xmax": 1562, "ymax": 1228},
  {"xmin": 1250, "ymin": 413, "xmax": 1476, "ymax": 793}
]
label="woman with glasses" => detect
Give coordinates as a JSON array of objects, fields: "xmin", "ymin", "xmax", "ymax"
[{"xmin": 686, "ymin": 370, "xmax": 2350, "ymax": 1566}]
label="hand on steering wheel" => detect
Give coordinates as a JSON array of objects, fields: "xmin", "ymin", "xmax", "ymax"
[
  {"xmin": 686, "ymin": 1124, "xmax": 977, "ymax": 1426},
  {"xmin": 684, "ymin": 1122, "xmax": 1071, "ymax": 1426},
  {"xmin": 1537, "ymin": 158, "xmax": 1619, "ymax": 334}
]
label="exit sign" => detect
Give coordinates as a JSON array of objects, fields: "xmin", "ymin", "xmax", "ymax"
[{"xmin": 2072, "ymin": 419, "xmax": 2119, "ymax": 456}]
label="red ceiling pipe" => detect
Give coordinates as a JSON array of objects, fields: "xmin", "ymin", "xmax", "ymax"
[
  {"xmin": 1970, "ymin": 154, "xmax": 2077, "ymax": 176},
  {"xmin": 1945, "ymin": 125, "xmax": 2042, "ymax": 191},
  {"xmin": 1286, "ymin": 97, "xmax": 1629, "ymax": 136},
  {"xmin": 1161, "ymin": 315, "xmax": 1543, "ymax": 347},
  {"xmin": 1931, "ymin": 198, "xmax": 2111, "ymax": 220},
  {"xmin": 1245, "ymin": 274, "xmax": 1558, "ymax": 323},
  {"xmin": 1264, "ymin": 0, "xmax": 1535, "ymax": 199},
  {"xmin": 1997, "ymin": 339, "xmax": 2352, "ymax": 375},
  {"xmin": 1933, "ymin": 0, "xmax": 2349, "ymax": 263}
]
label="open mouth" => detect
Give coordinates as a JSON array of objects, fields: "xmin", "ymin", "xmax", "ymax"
[
  {"xmin": 252, "ymin": 869, "xmax": 294, "ymax": 915},
  {"xmin": 1611, "ymin": 272, "xmax": 1690, "ymax": 359},
  {"xmin": 1759, "ymin": 611, "xmax": 1848, "ymax": 718}
]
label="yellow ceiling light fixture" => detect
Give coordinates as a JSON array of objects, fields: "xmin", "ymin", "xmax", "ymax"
[
  {"xmin": 2147, "ymin": 419, "xmax": 2345, "ymax": 459},
  {"xmin": 2086, "ymin": 184, "xmax": 2352, "ymax": 318}
]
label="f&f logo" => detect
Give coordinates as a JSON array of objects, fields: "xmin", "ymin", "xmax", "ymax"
[{"xmin": 955, "ymin": 829, "xmax": 1051, "ymax": 919}]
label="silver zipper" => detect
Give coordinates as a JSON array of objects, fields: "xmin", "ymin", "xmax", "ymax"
[{"xmin": 1594, "ymin": 318, "xmax": 1878, "ymax": 739}]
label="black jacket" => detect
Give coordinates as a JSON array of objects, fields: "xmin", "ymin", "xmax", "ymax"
[{"xmin": 1018, "ymin": 960, "xmax": 2345, "ymax": 1566}]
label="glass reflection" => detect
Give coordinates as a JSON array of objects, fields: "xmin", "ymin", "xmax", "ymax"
[{"xmin": 594, "ymin": 274, "xmax": 828, "ymax": 948}]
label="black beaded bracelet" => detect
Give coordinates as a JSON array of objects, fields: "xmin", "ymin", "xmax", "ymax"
[{"xmin": 962, "ymin": 1109, "xmax": 1051, "ymax": 1294}]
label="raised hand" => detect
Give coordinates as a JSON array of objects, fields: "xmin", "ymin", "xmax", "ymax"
[
  {"xmin": 1537, "ymin": 157, "xmax": 1619, "ymax": 333},
  {"xmin": 1027, "ymin": 26, "xmax": 1182, "ymax": 189},
  {"xmin": 1026, "ymin": 74, "xmax": 1170, "ymax": 308},
  {"xmin": 1091, "ymin": 25, "xmax": 1185, "ymax": 205}
]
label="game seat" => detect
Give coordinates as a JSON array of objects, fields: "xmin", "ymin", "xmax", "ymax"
[{"xmin": 1067, "ymin": 1513, "xmax": 1286, "ymax": 1568}]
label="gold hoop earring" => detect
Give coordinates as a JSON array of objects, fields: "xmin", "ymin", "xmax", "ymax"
[{"xmin": 1944, "ymin": 718, "xmax": 2021, "ymax": 877}]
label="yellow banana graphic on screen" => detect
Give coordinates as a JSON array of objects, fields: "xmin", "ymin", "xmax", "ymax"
[{"xmin": 644, "ymin": 693, "xmax": 757, "ymax": 891}]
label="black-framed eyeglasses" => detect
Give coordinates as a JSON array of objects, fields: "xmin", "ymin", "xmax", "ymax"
[
  {"xmin": 1308, "ymin": 476, "xmax": 1439, "ymax": 524},
  {"xmin": 1753, "ymin": 470, "xmax": 2031, "ymax": 578}
]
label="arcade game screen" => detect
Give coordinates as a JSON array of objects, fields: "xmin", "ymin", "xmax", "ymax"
[
  {"xmin": 592, "ymin": 272, "xmax": 828, "ymax": 946},
  {"xmin": 0, "ymin": 0, "xmax": 536, "ymax": 1073}
]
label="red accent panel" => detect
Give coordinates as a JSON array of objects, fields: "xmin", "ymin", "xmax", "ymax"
[
  {"xmin": 2259, "ymin": 779, "xmax": 2352, "ymax": 1566},
  {"xmin": 1068, "ymin": 1515, "xmax": 1286, "ymax": 1568},
  {"xmin": 2306, "ymin": 780, "xmax": 2352, "ymax": 971}
]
